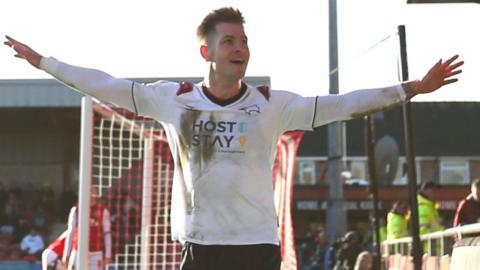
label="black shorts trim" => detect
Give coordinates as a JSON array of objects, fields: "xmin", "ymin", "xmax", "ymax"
[{"xmin": 180, "ymin": 242, "xmax": 281, "ymax": 270}]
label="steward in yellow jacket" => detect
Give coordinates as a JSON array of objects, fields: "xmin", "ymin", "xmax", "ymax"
[
  {"xmin": 417, "ymin": 182, "xmax": 444, "ymax": 254},
  {"xmin": 418, "ymin": 185, "xmax": 443, "ymax": 235},
  {"xmin": 387, "ymin": 201, "xmax": 409, "ymax": 240}
]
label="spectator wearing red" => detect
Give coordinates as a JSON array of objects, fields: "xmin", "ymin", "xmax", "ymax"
[
  {"xmin": 64, "ymin": 187, "xmax": 111, "ymax": 270},
  {"xmin": 453, "ymin": 179, "xmax": 480, "ymax": 239}
]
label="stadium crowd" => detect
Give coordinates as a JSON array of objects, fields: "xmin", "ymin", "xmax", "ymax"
[
  {"xmin": 295, "ymin": 180, "xmax": 480, "ymax": 270},
  {"xmin": 296, "ymin": 223, "xmax": 371, "ymax": 270},
  {"xmin": 0, "ymin": 180, "xmax": 77, "ymax": 262}
]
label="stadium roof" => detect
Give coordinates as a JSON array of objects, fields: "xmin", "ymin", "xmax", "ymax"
[{"xmin": 298, "ymin": 102, "xmax": 480, "ymax": 157}]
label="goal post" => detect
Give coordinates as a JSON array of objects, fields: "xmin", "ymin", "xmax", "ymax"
[
  {"xmin": 77, "ymin": 96, "xmax": 93, "ymax": 270},
  {"xmin": 78, "ymin": 97, "xmax": 180, "ymax": 269}
]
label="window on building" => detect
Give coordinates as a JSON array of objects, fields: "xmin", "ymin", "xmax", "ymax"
[
  {"xmin": 350, "ymin": 160, "xmax": 366, "ymax": 179},
  {"xmin": 297, "ymin": 160, "xmax": 316, "ymax": 185},
  {"xmin": 392, "ymin": 158, "xmax": 421, "ymax": 185},
  {"xmin": 343, "ymin": 159, "xmax": 369, "ymax": 186},
  {"xmin": 440, "ymin": 160, "xmax": 469, "ymax": 185}
]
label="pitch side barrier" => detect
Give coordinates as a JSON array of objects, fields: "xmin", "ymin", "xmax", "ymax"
[{"xmin": 382, "ymin": 223, "xmax": 480, "ymax": 270}]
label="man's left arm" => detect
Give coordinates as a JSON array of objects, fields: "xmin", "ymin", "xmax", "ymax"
[{"xmin": 312, "ymin": 55, "xmax": 463, "ymax": 128}]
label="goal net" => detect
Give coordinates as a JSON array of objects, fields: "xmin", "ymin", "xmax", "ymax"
[{"xmin": 78, "ymin": 96, "xmax": 302, "ymax": 270}]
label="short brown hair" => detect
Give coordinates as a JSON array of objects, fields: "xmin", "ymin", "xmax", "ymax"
[{"xmin": 197, "ymin": 7, "xmax": 245, "ymax": 43}]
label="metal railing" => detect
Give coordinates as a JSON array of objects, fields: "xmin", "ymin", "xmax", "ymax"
[{"xmin": 382, "ymin": 223, "xmax": 480, "ymax": 257}]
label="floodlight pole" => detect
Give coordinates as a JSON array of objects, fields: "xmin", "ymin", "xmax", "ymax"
[
  {"xmin": 365, "ymin": 115, "xmax": 382, "ymax": 270},
  {"xmin": 326, "ymin": 0, "xmax": 347, "ymax": 244},
  {"xmin": 398, "ymin": 25, "xmax": 422, "ymax": 270}
]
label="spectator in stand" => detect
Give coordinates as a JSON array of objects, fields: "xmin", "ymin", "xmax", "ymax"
[
  {"xmin": 2, "ymin": 192, "xmax": 21, "ymax": 235},
  {"xmin": 314, "ymin": 231, "xmax": 329, "ymax": 269},
  {"xmin": 32, "ymin": 205, "xmax": 49, "ymax": 235},
  {"xmin": 38, "ymin": 183, "xmax": 57, "ymax": 223},
  {"xmin": 13, "ymin": 218, "xmax": 30, "ymax": 243},
  {"xmin": 452, "ymin": 178, "xmax": 480, "ymax": 240},
  {"xmin": 299, "ymin": 223, "xmax": 323, "ymax": 264},
  {"xmin": 42, "ymin": 230, "xmax": 69, "ymax": 270},
  {"xmin": 0, "ymin": 181, "xmax": 7, "ymax": 217},
  {"xmin": 20, "ymin": 226, "xmax": 45, "ymax": 261},
  {"xmin": 417, "ymin": 181, "xmax": 444, "ymax": 254},
  {"xmin": 303, "ymin": 229, "xmax": 328, "ymax": 270},
  {"xmin": 453, "ymin": 178, "xmax": 480, "ymax": 227},
  {"xmin": 0, "ymin": 231, "xmax": 18, "ymax": 261},
  {"xmin": 418, "ymin": 181, "xmax": 444, "ymax": 235},
  {"xmin": 323, "ymin": 238, "xmax": 343, "ymax": 270},
  {"xmin": 334, "ymin": 231, "xmax": 363, "ymax": 270},
  {"xmin": 22, "ymin": 181, "xmax": 38, "ymax": 211},
  {"xmin": 64, "ymin": 187, "xmax": 111, "ymax": 270},
  {"xmin": 38, "ymin": 187, "xmax": 56, "ymax": 224},
  {"xmin": 387, "ymin": 201, "xmax": 409, "ymax": 240}
]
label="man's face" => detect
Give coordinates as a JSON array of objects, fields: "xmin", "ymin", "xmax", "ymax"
[
  {"xmin": 206, "ymin": 22, "xmax": 250, "ymax": 81},
  {"xmin": 472, "ymin": 184, "xmax": 480, "ymax": 201}
]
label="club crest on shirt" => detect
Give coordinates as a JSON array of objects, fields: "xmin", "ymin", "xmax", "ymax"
[{"xmin": 239, "ymin": 104, "xmax": 260, "ymax": 115}]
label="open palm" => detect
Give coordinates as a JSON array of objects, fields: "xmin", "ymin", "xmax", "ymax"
[{"xmin": 4, "ymin": 35, "xmax": 42, "ymax": 68}]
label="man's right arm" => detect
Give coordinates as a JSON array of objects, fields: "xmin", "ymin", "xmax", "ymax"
[
  {"xmin": 5, "ymin": 36, "xmax": 135, "ymax": 112},
  {"xmin": 40, "ymin": 57, "xmax": 135, "ymax": 111}
]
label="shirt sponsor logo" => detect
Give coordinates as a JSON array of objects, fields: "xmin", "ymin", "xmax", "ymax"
[{"xmin": 191, "ymin": 119, "xmax": 247, "ymax": 152}]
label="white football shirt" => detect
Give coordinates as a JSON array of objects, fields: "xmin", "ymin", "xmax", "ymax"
[{"xmin": 132, "ymin": 81, "xmax": 316, "ymax": 245}]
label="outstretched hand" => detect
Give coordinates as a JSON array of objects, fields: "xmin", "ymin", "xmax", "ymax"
[
  {"xmin": 415, "ymin": 55, "xmax": 464, "ymax": 95},
  {"xmin": 4, "ymin": 35, "xmax": 42, "ymax": 68}
]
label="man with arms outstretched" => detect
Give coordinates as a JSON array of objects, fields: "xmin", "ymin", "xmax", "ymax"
[{"xmin": 5, "ymin": 7, "xmax": 463, "ymax": 270}]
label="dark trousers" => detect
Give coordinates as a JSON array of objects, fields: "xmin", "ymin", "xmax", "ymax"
[{"xmin": 180, "ymin": 242, "xmax": 281, "ymax": 270}]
